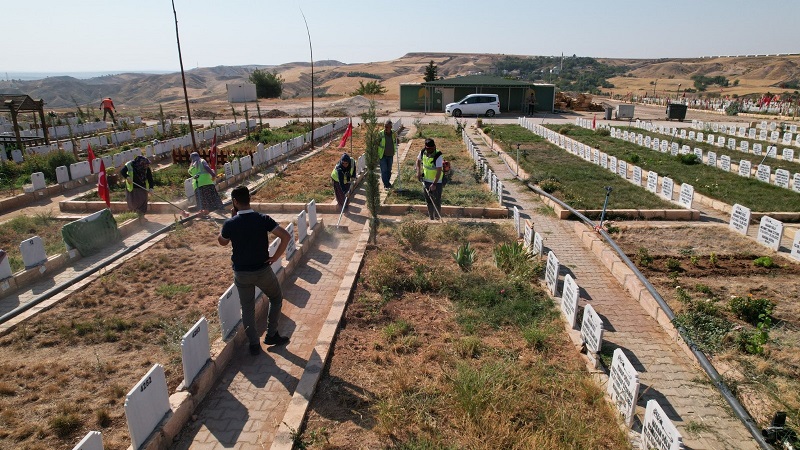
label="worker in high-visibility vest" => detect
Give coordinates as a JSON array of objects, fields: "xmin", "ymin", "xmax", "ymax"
[
  {"xmin": 119, "ymin": 155, "xmax": 154, "ymax": 215},
  {"xmin": 378, "ymin": 120, "xmax": 397, "ymax": 189},
  {"xmin": 331, "ymin": 153, "xmax": 355, "ymax": 212},
  {"xmin": 416, "ymin": 138, "xmax": 443, "ymax": 220},
  {"xmin": 189, "ymin": 152, "xmax": 223, "ymax": 217}
]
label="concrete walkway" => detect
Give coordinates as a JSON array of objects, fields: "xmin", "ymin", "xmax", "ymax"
[{"xmin": 467, "ymin": 126, "xmax": 758, "ymax": 449}]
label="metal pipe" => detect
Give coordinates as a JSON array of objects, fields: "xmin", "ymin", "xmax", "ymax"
[{"xmin": 525, "ymin": 181, "xmax": 773, "ymax": 450}]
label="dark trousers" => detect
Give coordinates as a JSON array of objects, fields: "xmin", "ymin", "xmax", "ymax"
[
  {"xmin": 233, "ymin": 265, "xmax": 283, "ymax": 346},
  {"xmin": 332, "ymin": 180, "xmax": 350, "ymax": 210},
  {"xmin": 423, "ymin": 181, "xmax": 442, "ymax": 219},
  {"xmin": 103, "ymin": 108, "xmax": 116, "ymax": 123},
  {"xmin": 379, "ymin": 155, "xmax": 394, "ymax": 188}
]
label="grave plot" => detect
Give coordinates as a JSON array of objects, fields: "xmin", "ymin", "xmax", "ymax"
[
  {"xmin": 612, "ymin": 224, "xmax": 800, "ymax": 432},
  {"xmin": 0, "ymin": 220, "xmax": 234, "ymax": 450},
  {"xmin": 491, "ymin": 124, "xmax": 678, "ymax": 211},
  {"xmin": 0, "ymin": 150, "xmax": 78, "ymax": 197},
  {"xmin": 302, "ymin": 220, "xmax": 630, "ymax": 449},
  {"xmin": 556, "ymin": 124, "xmax": 800, "ymax": 212},
  {"xmin": 75, "ymin": 162, "xmax": 192, "ymax": 203},
  {"xmin": 387, "ymin": 123, "xmax": 500, "ymax": 207}
]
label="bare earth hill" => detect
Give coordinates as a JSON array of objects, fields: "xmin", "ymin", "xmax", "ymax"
[{"xmin": 2, "ymin": 53, "xmax": 798, "ymax": 111}]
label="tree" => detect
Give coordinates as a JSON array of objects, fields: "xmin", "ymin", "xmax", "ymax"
[
  {"xmin": 352, "ymin": 80, "xmax": 387, "ymax": 96},
  {"xmin": 249, "ymin": 69, "xmax": 284, "ymax": 98},
  {"xmin": 362, "ymin": 101, "xmax": 381, "ymax": 243},
  {"xmin": 423, "ymin": 60, "xmax": 438, "ymax": 82}
]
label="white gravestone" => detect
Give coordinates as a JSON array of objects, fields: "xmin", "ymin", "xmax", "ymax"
[
  {"xmin": 697, "ymin": 132, "xmax": 704, "ymax": 142},
  {"xmin": 125, "ymin": 364, "xmax": 171, "ymax": 450},
  {"xmin": 660, "ymin": 177, "xmax": 674, "ymax": 201},
  {"xmin": 218, "ymin": 284, "xmax": 242, "ymax": 339},
  {"xmin": 693, "ymin": 148, "xmax": 702, "ymax": 162},
  {"xmin": 646, "ymin": 171, "xmax": 658, "ymax": 193},
  {"xmin": 284, "ymin": 223, "xmax": 296, "ymax": 260},
  {"xmin": 749, "ymin": 128, "xmax": 756, "ymax": 139},
  {"xmin": 231, "ymin": 159, "xmax": 240, "ymax": 175},
  {"xmin": 72, "ymin": 431, "xmax": 103, "ymax": 450},
  {"xmin": 791, "ymin": 233, "xmax": 800, "ymax": 262},
  {"xmin": 581, "ymin": 303, "xmax": 604, "ymax": 358},
  {"xmin": 794, "ymin": 173, "xmax": 800, "ymax": 193},
  {"xmin": 678, "ymin": 183, "xmax": 693, "ymax": 208},
  {"xmin": 641, "ymin": 400, "xmax": 683, "ymax": 450},
  {"xmin": 524, "ymin": 221, "xmax": 533, "ymax": 249},
  {"xmin": 545, "ymin": 251, "xmax": 559, "ymax": 296},
  {"xmin": 783, "ymin": 148, "xmax": 794, "ymax": 162},
  {"xmin": 738, "ymin": 160, "xmax": 752, "ymax": 178},
  {"xmin": 56, "ymin": 166, "xmax": 70, "ymax": 184},
  {"xmin": 181, "ymin": 317, "xmax": 210, "ymax": 388},
  {"xmin": 513, "ymin": 206, "xmax": 521, "ymax": 237},
  {"xmin": 729, "ymin": 204, "xmax": 751, "ymax": 235},
  {"xmin": 600, "ymin": 153, "xmax": 608, "ymax": 169},
  {"xmin": 753, "ymin": 143, "xmax": 762, "ymax": 156},
  {"xmin": 719, "ymin": 155, "xmax": 730, "ymax": 172},
  {"xmin": 756, "ymin": 164, "xmax": 771, "ymax": 183},
  {"xmin": 760, "ymin": 129, "xmax": 768, "ymax": 141},
  {"xmin": 307, "ymin": 199, "xmax": 318, "ymax": 229},
  {"xmin": 632, "ymin": 166, "xmax": 642, "ymax": 186},
  {"xmin": 740, "ymin": 141, "xmax": 749, "ymax": 153},
  {"xmin": 297, "ymin": 211, "xmax": 308, "ymax": 243},
  {"xmin": 757, "ymin": 216, "xmax": 784, "ymax": 251},
  {"xmin": 0, "ymin": 249, "xmax": 12, "ymax": 281},
  {"xmin": 618, "ymin": 160, "xmax": 627, "ymax": 179},
  {"xmin": 608, "ymin": 348, "xmax": 639, "ymax": 428},
  {"xmin": 31, "ymin": 172, "xmax": 47, "ymax": 191},
  {"xmin": 532, "ymin": 232, "xmax": 543, "ymax": 256},
  {"xmin": 727, "ymin": 137, "xmax": 736, "ymax": 149},
  {"xmin": 224, "ymin": 162, "xmax": 233, "ymax": 179},
  {"xmin": 269, "ymin": 238, "xmax": 283, "ymax": 273},
  {"xmin": 775, "ymin": 169, "xmax": 790, "ymax": 189},
  {"xmin": 609, "ymin": 156, "xmax": 617, "ymax": 173},
  {"xmin": 561, "ymin": 274, "xmax": 579, "ymax": 329},
  {"xmin": 21, "ymin": 236, "xmax": 47, "ymax": 269}
]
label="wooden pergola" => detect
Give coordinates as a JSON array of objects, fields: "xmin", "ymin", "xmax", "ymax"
[{"xmin": 1, "ymin": 94, "xmax": 49, "ymax": 150}]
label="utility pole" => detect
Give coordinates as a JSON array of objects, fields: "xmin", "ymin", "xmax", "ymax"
[
  {"xmin": 171, "ymin": 0, "xmax": 197, "ymax": 152},
  {"xmin": 300, "ymin": 9, "xmax": 314, "ymax": 147}
]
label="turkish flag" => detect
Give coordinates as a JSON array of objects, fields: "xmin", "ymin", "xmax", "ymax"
[
  {"xmin": 209, "ymin": 132, "xmax": 218, "ymax": 172},
  {"xmin": 592, "ymin": 114, "xmax": 596, "ymax": 130},
  {"xmin": 97, "ymin": 159, "xmax": 111, "ymax": 208},
  {"xmin": 338, "ymin": 120, "xmax": 353, "ymax": 148},
  {"xmin": 87, "ymin": 144, "xmax": 96, "ymax": 174}
]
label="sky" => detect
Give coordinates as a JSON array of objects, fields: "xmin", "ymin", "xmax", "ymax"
[{"xmin": 3, "ymin": 0, "xmax": 799, "ymax": 75}]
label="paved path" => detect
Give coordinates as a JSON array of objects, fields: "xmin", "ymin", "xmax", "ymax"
[{"xmin": 468, "ymin": 126, "xmax": 759, "ymax": 449}]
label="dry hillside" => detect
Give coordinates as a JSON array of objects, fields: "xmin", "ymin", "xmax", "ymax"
[{"xmin": 1, "ymin": 53, "xmax": 798, "ymax": 113}]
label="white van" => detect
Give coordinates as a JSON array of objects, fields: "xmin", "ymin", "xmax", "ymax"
[{"xmin": 445, "ymin": 94, "xmax": 500, "ymax": 117}]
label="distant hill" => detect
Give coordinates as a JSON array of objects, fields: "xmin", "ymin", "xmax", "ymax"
[{"xmin": 1, "ymin": 53, "xmax": 798, "ymax": 109}]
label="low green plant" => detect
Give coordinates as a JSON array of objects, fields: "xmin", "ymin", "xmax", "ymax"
[
  {"xmin": 539, "ymin": 179, "xmax": 561, "ymax": 194},
  {"xmin": 675, "ymin": 286, "xmax": 692, "ymax": 303},
  {"xmin": 695, "ymin": 284, "xmax": 714, "ymax": 297},
  {"xmin": 672, "ymin": 310, "xmax": 732, "ymax": 353},
  {"xmin": 677, "ymin": 154, "xmax": 699, "ymax": 165},
  {"xmin": 729, "ymin": 296, "xmax": 774, "ymax": 325},
  {"xmin": 522, "ymin": 323, "xmax": 553, "ymax": 350},
  {"xmin": 399, "ymin": 220, "xmax": 428, "ymax": 249},
  {"xmin": 455, "ymin": 336, "xmax": 483, "ymax": 359},
  {"xmin": 666, "ymin": 258, "xmax": 682, "ymax": 272},
  {"xmin": 452, "ymin": 242, "xmax": 476, "ymax": 272},
  {"xmin": 753, "ymin": 256, "xmax": 776, "ymax": 268},
  {"xmin": 493, "ymin": 242, "xmax": 536, "ymax": 280},
  {"xmin": 155, "ymin": 283, "xmax": 192, "ymax": 299},
  {"xmin": 383, "ymin": 319, "xmax": 413, "ymax": 342},
  {"xmin": 690, "ymin": 255, "xmax": 699, "ymax": 266},
  {"xmin": 636, "ymin": 247, "xmax": 653, "ymax": 267},
  {"xmin": 709, "ymin": 252, "xmax": 718, "ymax": 267},
  {"xmin": 49, "ymin": 413, "xmax": 82, "ymax": 438},
  {"xmin": 595, "ymin": 128, "xmax": 610, "ymax": 136}
]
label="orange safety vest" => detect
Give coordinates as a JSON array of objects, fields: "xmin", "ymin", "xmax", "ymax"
[{"xmin": 102, "ymin": 98, "xmax": 114, "ymax": 109}]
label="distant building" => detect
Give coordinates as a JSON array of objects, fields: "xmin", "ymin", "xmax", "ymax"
[{"xmin": 226, "ymin": 83, "xmax": 257, "ymax": 103}]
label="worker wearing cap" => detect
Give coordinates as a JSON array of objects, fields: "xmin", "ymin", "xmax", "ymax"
[
  {"xmin": 416, "ymin": 138, "xmax": 443, "ymax": 220},
  {"xmin": 378, "ymin": 120, "xmax": 397, "ymax": 189},
  {"xmin": 100, "ymin": 97, "xmax": 117, "ymax": 124}
]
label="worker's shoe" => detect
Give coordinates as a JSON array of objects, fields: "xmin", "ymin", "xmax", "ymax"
[{"xmin": 263, "ymin": 333, "xmax": 290, "ymax": 346}]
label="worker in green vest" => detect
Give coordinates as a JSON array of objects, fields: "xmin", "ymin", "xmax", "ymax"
[
  {"xmin": 378, "ymin": 120, "xmax": 397, "ymax": 189},
  {"xmin": 331, "ymin": 153, "xmax": 355, "ymax": 212},
  {"xmin": 415, "ymin": 138, "xmax": 443, "ymax": 220},
  {"xmin": 120, "ymin": 155, "xmax": 154, "ymax": 215},
  {"xmin": 189, "ymin": 152, "xmax": 223, "ymax": 217}
]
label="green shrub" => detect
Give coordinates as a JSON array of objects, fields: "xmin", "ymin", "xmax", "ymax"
[
  {"xmin": 753, "ymin": 256, "xmax": 776, "ymax": 268},
  {"xmin": 636, "ymin": 247, "xmax": 653, "ymax": 267},
  {"xmin": 539, "ymin": 179, "xmax": 561, "ymax": 194},
  {"xmin": 595, "ymin": 128, "xmax": 610, "ymax": 136},
  {"xmin": 493, "ymin": 242, "xmax": 535, "ymax": 280},
  {"xmin": 627, "ymin": 153, "xmax": 641, "ymax": 164},
  {"xmin": 452, "ymin": 242, "xmax": 476, "ymax": 272},
  {"xmin": 398, "ymin": 221, "xmax": 428, "ymax": 249},
  {"xmin": 50, "ymin": 413, "xmax": 82, "ymax": 437},
  {"xmin": 736, "ymin": 328, "xmax": 768, "ymax": 355},
  {"xmin": 729, "ymin": 296, "xmax": 774, "ymax": 325},
  {"xmin": 666, "ymin": 258, "xmax": 682, "ymax": 272},
  {"xmin": 677, "ymin": 154, "xmax": 699, "ymax": 165},
  {"xmin": 673, "ymin": 310, "xmax": 732, "ymax": 353}
]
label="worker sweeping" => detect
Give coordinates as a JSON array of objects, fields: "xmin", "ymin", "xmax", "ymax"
[
  {"xmin": 120, "ymin": 155, "xmax": 154, "ymax": 216},
  {"xmin": 100, "ymin": 97, "xmax": 117, "ymax": 124},
  {"xmin": 189, "ymin": 152, "xmax": 223, "ymax": 218},
  {"xmin": 416, "ymin": 138, "xmax": 444, "ymax": 221},
  {"xmin": 331, "ymin": 153, "xmax": 355, "ymax": 213}
]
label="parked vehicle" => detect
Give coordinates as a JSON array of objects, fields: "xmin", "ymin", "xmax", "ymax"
[{"xmin": 446, "ymin": 94, "xmax": 500, "ymax": 117}]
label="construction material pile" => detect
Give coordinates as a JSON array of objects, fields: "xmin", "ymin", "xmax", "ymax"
[{"xmin": 555, "ymin": 92, "xmax": 605, "ymax": 111}]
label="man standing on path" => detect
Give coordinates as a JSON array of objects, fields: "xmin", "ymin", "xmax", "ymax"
[
  {"xmin": 100, "ymin": 97, "xmax": 117, "ymax": 124},
  {"xmin": 218, "ymin": 185, "xmax": 291, "ymax": 355},
  {"xmin": 416, "ymin": 138, "xmax": 443, "ymax": 220},
  {"xmin": 378, "ymin": 119, "xmax": 397, "ymax": 189}
]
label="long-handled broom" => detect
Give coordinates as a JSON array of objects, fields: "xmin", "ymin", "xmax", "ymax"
[
  {"xmin": 132, "ymin": 180, "xmax": 191, "ymax": 218},
  {"xmin": 331, "ymin": 185, "xmax": 352, "ymax": 231},
  {"xmin": 421, "ymin": 181, "xmax": 444, "ymax": 223}
]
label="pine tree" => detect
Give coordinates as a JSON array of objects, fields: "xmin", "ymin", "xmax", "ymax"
[{"xmin": 423, "ymin": 60, "xmax": 438, "ymax": 82}]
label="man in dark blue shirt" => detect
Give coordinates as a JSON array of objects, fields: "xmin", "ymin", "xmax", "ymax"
[{"xmin": 218, "ymin": 185, "xmax": 291, "ymax": 355}]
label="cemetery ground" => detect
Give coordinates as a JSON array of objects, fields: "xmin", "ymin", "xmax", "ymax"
[
  {"xmin": 488, "ymin": 124, "xmax": 679, "ymax": 211},
  {"xmin": 0, "ymin": 220, "xmax": 231, "ymax": 450},
  {"xmin": 302, "ymin": 220, "xmax": 631, "ymax": 449},
  {"xmin": 613, "ymin": 224, "xmax": 800, "ymax": 433},
  {"xmin": 548, "ymin": 124, "xmax": 800, "ymax": 212}
]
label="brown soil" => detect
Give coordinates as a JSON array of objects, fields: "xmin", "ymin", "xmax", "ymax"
[
  {"xmin": 613, "ymin": 223, "xmax": 800, "ymax": 427},
  {"xmin": 0, "ymin": 220, "xmax": 230, "ymax": 450}
]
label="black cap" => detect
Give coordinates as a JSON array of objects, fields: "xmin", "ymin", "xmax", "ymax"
[{"xmin": 424, "ymin": 138, "xmax": 436, "ymax": 148}]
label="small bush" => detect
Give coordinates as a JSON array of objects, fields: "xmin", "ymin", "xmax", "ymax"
[
  {"xmin": 595, "ymin": 128, "xmax": 610, "ymax": 136},
  {"xmin": 736, "ymin": 328, "xmax": 767, "ymax": 355},
  {"xmin": 398, "ymin": 221, "xmax": 428, "ymax": 249},
  {"xmin": 627, "ymin": 153, "xmax": 641, "ymax": 164},
  {"xmin": 539, "ymin": 179, "xmax": 561, "ymax": 194},
  {"xmin": 666, "ymin": 258, "xmax": 682, "ymax": 272},
  {"xmin": 729, "ymin": 296, "xmax": 774, "ymax": 325},
  {"xmin": 677, "ymin": 154, "xmax": 699, "ymax": 165},
  {"xmin": 636, "ymin": 247, "xmax": 653, "ymax": 267},
  {"xmin": 673, "ymin": 310, "xmax": 732, "ymax": 354},
  {"xmin": 709, "ymin": 252, "xmax": 718, "ymax": 266},
  {"xmin": 493, "ymin": 242, "xmax": 535, "ymax": 280},
  {"xmin": 50, "ymin": 413, "xmax": 82, "ymax": 438},
  {"xmin": 753, "ymin": 256, "xmax": 776, "ymax": 268},
  {"xmin": 452, "ymin": 242, "xmax": 476, "ymax": 272}
]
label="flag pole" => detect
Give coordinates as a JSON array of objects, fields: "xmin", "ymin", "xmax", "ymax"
[
  {"xmin": 171, "ymin": 0, "xmax": 198, "ymax": 153},
  {"xmin": 300, "ymin": 9, "xmax": 314, "ymax": 148}
]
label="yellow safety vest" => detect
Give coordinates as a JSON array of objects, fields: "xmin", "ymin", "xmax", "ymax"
[
  {"xmin": 378, "ymin": 131, "xmax": 396, "ymax": 159},
  {"xmin": 124, "ymin": 161, "xmax": 134, "ymax": 192},
  {"xmin": 331, "ymin": 163, "xmax": 355, "ymax": 183},
  {"xmin": 421, "ymin": 150, "xmax": 442, "ymax": 183},
  {"xmin": 189, "ymin": 165, "xmax": 214, "ymax": 190}
]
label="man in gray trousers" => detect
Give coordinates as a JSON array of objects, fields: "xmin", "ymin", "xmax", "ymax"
[{"xmin": 218, "ymin": 185, "xmax": 291, "ymax": 355}]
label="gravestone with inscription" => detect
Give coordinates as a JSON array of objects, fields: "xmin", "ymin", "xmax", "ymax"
[
  {"xmin": 738, "ymin": 160, "xmax": 752, "ymax": 178},
  {"xmin": 608, "ymin": 348, "xmax": 639, "ymax": 428},
  {"xmin": 660, "ymin": 177, "xmax": 674, "ymax": 201},
  {"xmin": 581, "ymin": 304, "xmax": 604, "ymax": 367},
  {"xmin": 561, "ymin": 274, "xmax": 579, "ymax": 329},
  {"xmin": 632, "ymin": 166, "xmax": 642, "ymax": 186},
  {"xmin": 125, "ymin": 364, "xmax": 171, "ymax": 450},
  {"xmin": 642, "ymin": 400, "xmax": 683, "ymax": 450},
  {"xmin": 180, "ymin": 317, "xmax": 210, "ymax": 388},
  {"xmin": 533, "ymin": 232, "xmax": 543, "ymax": 256},
  {"xmin": 775, "ymin": 169, "xmax": 790, "ymax": 189},
  {"xmin": 756, "ymin": 164, "xmax": 771, "ymax": 183},
  {"xmin": 646, "ymin": 171, "xmax": 658, "ymax": 193},
  {"xmin": 757, "ymin": 216, "xmax": 784, "ymax": 251},
  {"xmin": 545, "ymin": 251, "xmax": 559, "ymax": 296},
  {"xmin": 678, "ymin": 183, "xmax": 693, "ymax": 208}
]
